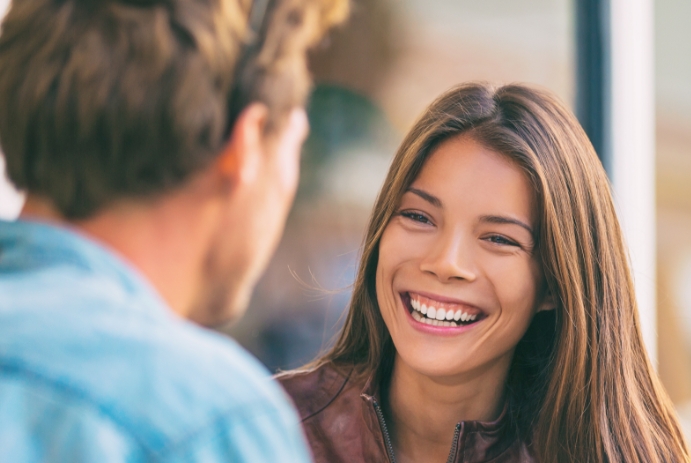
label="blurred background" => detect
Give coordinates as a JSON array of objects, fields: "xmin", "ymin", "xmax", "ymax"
[
  {"xmin": 1, "ymin": 0, "xmax": 690, "ymax": 433},
  {"xmin": 223, "ymin": 0, "xmax": 575, "ymax": 372}
]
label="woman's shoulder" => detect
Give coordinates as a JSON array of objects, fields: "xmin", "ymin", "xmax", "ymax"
[{"xmin": 276, "ymin": 362, "xmax": 361, "ymax": 421}]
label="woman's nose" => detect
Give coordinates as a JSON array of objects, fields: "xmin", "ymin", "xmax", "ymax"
[{"xmin": 418, "ymin": 231, "xmax": 477, "ymax": 282}]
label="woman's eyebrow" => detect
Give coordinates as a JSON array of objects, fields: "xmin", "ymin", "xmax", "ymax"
[
  {"xmin": 406, "ymin": 187, "xmax": 442, "ymax": 208},
  {"xmin": 480, "ymin": 215, "xmax": 534, "ymax": 235}
]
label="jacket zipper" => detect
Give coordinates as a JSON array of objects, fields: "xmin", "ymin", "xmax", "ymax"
[
  {"xmin": 372, "ymin": 399, "xmax": 397, "ymax": 463},
  {"xmin": 372, "ymin": 399, "xmax": 463, "ymax": 463},
  {"xmin": 445, "ymin": 423, "xmax": 462, "ymax": 463}
]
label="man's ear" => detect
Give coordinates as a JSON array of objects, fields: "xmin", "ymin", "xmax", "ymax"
[
  {"xmin": 537, "ymin": 288, "xmax": 557, "ymax": 313},
  {"xmin": 216, "ymin": 103, "xmax": 269, "ymax": 184}
]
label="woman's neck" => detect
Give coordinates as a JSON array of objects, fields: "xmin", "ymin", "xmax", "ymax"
[{"xmin": 384, "ymin": 354, "xmax": 511, "ymax": 463}]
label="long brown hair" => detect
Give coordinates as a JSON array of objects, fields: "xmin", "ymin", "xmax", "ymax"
[{"xmin": 318, "ymin": 83, "xmax": 689, "ymax": 462}]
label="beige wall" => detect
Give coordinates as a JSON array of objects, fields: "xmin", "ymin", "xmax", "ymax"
[{"xmin": 655, "ymin": 0, "xmax": 691, "ymax": 435}]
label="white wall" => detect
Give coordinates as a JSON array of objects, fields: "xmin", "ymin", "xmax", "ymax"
[
  {"xmin": 0, "ymin": 157, "xmax": 23, "ymax": 220},
  {"xmin": 0, "ymin": 0, "xmax": 25, "ymax": 220},
  {"xmin": 609, "ymin": 0, "xmax": 657, "ymax": 362}
]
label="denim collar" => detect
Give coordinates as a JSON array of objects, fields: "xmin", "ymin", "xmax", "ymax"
[{"xmin": 0, "ymin": 218, "xmax": 171, "ymax": 319}]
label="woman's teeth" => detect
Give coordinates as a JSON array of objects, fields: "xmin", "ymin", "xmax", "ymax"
[{"xmin": 410, "ymin": 298, "xmax": 478, "ymax": 327}]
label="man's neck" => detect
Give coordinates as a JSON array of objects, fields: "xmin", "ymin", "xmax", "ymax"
[
  {"xmin": 20, "ymin": 188, "xmax": 219, "ymax": 320},
  {"xmin": 385, "ymin": 354, "xmax": 510, "ymax": 463}
]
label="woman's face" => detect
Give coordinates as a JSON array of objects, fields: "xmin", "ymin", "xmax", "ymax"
[{"xmin": 376, "ymin": 134, "xmax": 552, "ymax": 380}]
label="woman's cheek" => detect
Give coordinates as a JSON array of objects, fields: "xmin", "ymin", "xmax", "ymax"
[
  {"xmin": 376, "ymin": 229, "xmax": 402, "ymax": 321},
  {"xmin": 491, "ymin": 258, "xmax": 541, "ymax": 321}
]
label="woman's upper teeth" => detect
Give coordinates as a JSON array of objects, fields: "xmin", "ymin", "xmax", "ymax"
[{"xmin": 411, "ymin": 297, "xmax": 477, "ymax": 322}]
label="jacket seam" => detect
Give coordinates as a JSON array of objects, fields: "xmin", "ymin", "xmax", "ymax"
[
  {"xmin": 300, "ymin": 369, "xmax": 353, "ymax": 422},
  {"xmin": 464, "ymin": 429, "xmax": 518, "ymax": 463}
]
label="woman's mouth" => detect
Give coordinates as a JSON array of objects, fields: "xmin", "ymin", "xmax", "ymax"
[{"xmin": 402, "ymin": 292, "xmax": 485, "ymax": 328}]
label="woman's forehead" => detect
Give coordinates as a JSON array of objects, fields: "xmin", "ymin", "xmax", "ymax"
[{"xmin": 409, "ymin": 135, "xmax": 537, "ymax": 226}]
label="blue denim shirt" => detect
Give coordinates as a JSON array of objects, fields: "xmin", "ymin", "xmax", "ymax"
[{"xmin": 0, "ymin": 219, "xmax": 312, "ymax": 462}]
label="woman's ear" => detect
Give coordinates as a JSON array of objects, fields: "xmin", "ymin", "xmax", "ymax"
[{"xmin": 537, "ymin": 289, "xmax": 557, "ymax": 312}]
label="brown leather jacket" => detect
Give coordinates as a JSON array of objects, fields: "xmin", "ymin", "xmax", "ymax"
[{"xmin": 278, "ymin": 362, "xmax": 536, "ymax": 463}]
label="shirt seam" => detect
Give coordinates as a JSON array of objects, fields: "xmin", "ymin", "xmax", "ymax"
[
  {"xmin": 0, "ymin": 357, "xmax": 155, "ymax": 458},
  {"xmin": 1, "ymin": 356, "xmax": 297, "ymax": 462},
  {"xmin": 152, "ymin": 400, "xmax": 297, "ymax": 460}
]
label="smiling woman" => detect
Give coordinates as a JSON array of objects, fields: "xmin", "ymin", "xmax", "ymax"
[
  {"xmin": 277, "ymin": 83, "xmax": 690, "ymax": 463},
  {"xmin": 376, "ymin": 135, "xmax": 553, "ymax": 404}
]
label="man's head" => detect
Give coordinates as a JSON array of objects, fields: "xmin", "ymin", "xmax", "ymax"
[{"xmin": 0, "ymin": 0, "xmax": 347, "ymax": 324}]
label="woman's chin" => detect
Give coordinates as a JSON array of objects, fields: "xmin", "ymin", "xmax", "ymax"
[{"xmin": 394, "ymin": 350, "xmax": 479, "ymax": 380}]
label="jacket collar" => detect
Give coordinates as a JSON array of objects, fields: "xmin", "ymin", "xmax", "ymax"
[{"xmin": 357, "ymin": 369, "xmax": 515, "ymax": 463}]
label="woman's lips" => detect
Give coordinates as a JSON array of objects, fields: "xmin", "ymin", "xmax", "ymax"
[{"xmin": 402, "ymin": 291, "xmax": 485, "ymax": 328}]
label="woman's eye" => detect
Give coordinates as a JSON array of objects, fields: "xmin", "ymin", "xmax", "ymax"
[
  {"xmin": 400, "ymin": 211, "xmax": 432, "ymax": 225},
  {"xmin": 486, "ymin": 235, "xmax": 518, "ymax": 246}
]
